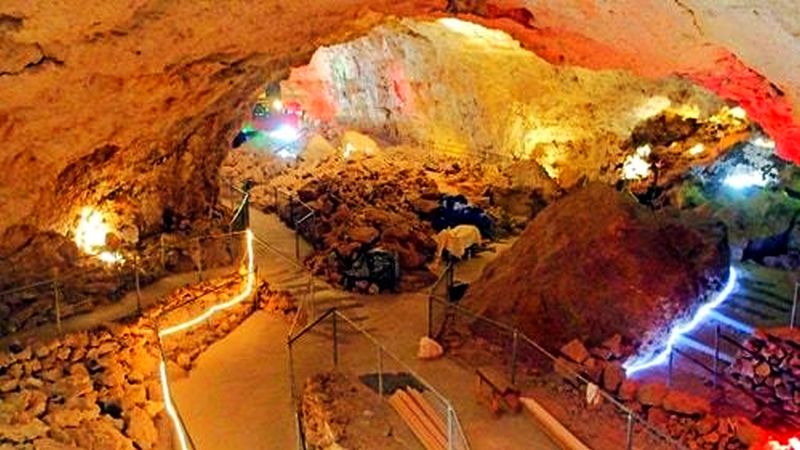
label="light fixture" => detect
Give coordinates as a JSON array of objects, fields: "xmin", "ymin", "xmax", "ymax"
[
  {"xmin": 268, "ymin": 124, "xmax": 299, "ymax": 143},
  {"xmin": 623, "ymin": 267, "xmax": 737, "ymax": 376},
  {"xmin": 688, "ymin": 143, "xmax": 705, "ymax": 156},
  {"xmin": 272, "ymin": 99, "xmax": 283, "ymax": 111},
  {"xmin": 74, "ymin": 207, "xmax": 124, "ymax": 264},
  {"xmin": 724, "ymin": 171, "xmax": 767, "ymax": 189},
  {"xmin": 621, "ymin": 145, "xmax": 652, "ymax": 180},
  {"xmin": 728, "ymin": 106, "xmax": 747, "ymax": 120}
]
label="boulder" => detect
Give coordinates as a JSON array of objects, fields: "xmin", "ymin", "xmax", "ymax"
[
  {"xmin": 662, "ymin": 390, "xmax": 711, "ymax": 416},
  {"xmin": 601, "ymin": 362, "xmax": 625, "ymax": 393},
  {"xmin": 636, "ymin": 382, "xmax": 668, "ymax": 407},
  {"xmin": 560, "ymin": 339, "xmax": 590, "ymax": 364},
  {"xmin": 346, "ymin": 226, "xmax": 379, "ymax": 244},
  {"xmin": 463, "ymin": 183, "xmax": 730, "ymax": 351},
  {"xmin": 417, "ymin": 337, "xmax": 444, "ymax": 360},
  {"xmin": 126, "ymin": 407, "xmax": 158, "ymax": 450},
  {"xmin": 618, "ymin": 379, "xmax": 639, "ymax": 401},
  {"xmin": 32, "ymin": 437, "xmax": 82, "ymax": 450},
  {"xmin": 0, "ymin": 418, "xmax": 49, "ymax": 443}
]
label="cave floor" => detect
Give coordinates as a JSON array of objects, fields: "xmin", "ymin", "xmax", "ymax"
[{"xmin": 171, "ymin": 209, "xmax": 559, "ymax": 449}]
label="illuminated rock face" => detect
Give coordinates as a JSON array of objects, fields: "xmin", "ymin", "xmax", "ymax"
[
  {"xmin": 283, "ymin": 19, "xmax": 730, "ymax": 188},
  {"xmin": 462, "ymin": 183, "xmax": 730, "ymax": 351},
  {"xmin": 1, "ymin": 0, "xmax": 799, "ymax": 242}
]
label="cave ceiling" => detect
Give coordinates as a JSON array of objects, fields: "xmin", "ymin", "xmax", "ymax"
[{"xmin": 0, "ymin": 0, "xmax": 798, "ymax": 239}]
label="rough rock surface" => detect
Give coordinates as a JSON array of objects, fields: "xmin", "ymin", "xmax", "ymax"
[
  {"xmin": 0, "ymin": 323, "xmax": 168, "ymax": 449},
  {"xmin": 462, "ymin": 183, "xmax": 730, "ymax": 351},
  {"xmin": 2, "ymin": 0, "xmax": 799, "ymax": 250},
  {"xmin": 301, "ymin": 372, "xmax": 414, "ymax": 450},
  {"xmin": 284, "ymin": 18, "xmax": 747, "ymax": 191},
  {"xmin": 728, "ymin": 327, "xmax": 800, "ymax": 425},
  {"xmin": 230, "ymin": 139, "xmax": 558, "ymax": 291}
]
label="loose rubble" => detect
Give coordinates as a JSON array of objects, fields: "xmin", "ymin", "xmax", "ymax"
[
  {"xmin": 0, "ymin": 322, "xmax": 170, "ymax": 450},
  {"xmin": 554, "ymin": 335, "xmax": 764, "ymax": 449},
  {"xmin": 0, "ymin": 268, "xmax": 293, "ymax": 449},
  {"xmin": 729, "ymin": 327, "xmax": 800, "ymax": 424},
  {"xmin": 301, "ymin": 372, "xmax": 414, "ymax": 450},
  {"xmin": 223, "ymin": 136, "xmax": 558, "ymax": 292}
]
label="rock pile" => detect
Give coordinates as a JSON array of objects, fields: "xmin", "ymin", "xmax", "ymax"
[
  {"xmin": 223, "ymin": 135, "xmax": 558, "ymax": 291},
  {"xmin": 0, "ymin": 220, "xmax": 237, "ymax": 338},
  {"xmin": 0, "ymin": 265, "xmax": 294, "ymax": 449},
  {"xmin": 556, "ymin": 337, "xmax": 762, "ymax": 449},
  {"xmin": 301, "ymin": 372, "xmax": 411, "ymax": 450},
  {"xmin": 0, "ymin": 322, "xmax": 171, "ymax": 450},
  {"xmin": 729, "ymin": 327, "xmax": 800, "ymax": 422}
]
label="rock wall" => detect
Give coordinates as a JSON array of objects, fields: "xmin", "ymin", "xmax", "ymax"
[
  {"xmin": 0, "ymin": 323, "xmax": 170, "ymax": 449},
  {"xmin": 2, "ymin": 0, "xmax": 800, "ymax": 259},
  {"xmin": 0, "ymin": 0, "xmax": 441, "ymax": 239}
]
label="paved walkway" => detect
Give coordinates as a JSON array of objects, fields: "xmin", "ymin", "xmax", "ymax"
[{"xmin": 171, "ymin": 209, "xmax": 557, "ymax": 449}]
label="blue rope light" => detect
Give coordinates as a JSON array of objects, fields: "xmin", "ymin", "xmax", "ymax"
[{"xmin": 623, "ymin": 267, "xmax": 738, "ymax": 376}]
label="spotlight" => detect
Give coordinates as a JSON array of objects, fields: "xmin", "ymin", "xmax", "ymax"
[
  {"xmin": 723, "ymin": 171, "xmax": 767, "ymax": 189},
  {"xmin": 268, "ymin": 124, "xmax": 299, "ymax": 143}
]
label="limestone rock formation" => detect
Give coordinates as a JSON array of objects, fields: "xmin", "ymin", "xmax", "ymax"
[
  {"xmin": 462, "ymin": 183, "xmax": 730, "ymax": 351},
  {"xmin": 283, "ymin": 18, "xmax": 746, "ymax": 191},
  {"xmin": 2, "ymin": 0, "xmax": 798, "ymax": 241}
]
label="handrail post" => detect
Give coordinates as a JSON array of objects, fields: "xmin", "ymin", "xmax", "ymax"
[
  {"xmin": 196, "ymin": 238, "xmax": 204, "ymax": 283},
  {"xmin": 427, "ymin": 295, "xmax": 433, "ymax": 338},
  {"xmin": 377, "ymin": 346, "xmax": 384, "ymax": 397},
  {"xmin": 625, "ymin": 410, "xmax": 634, "ymax": 450},
  {"xmin": 332, "ymin": 312, "xmax": 339, "ymax": 368},
  {"xmin": 713, "ymin": 325, "xmax": 720, "ymax": 388},
  {"xmin": 447, "ymin": 405, "xmax": 455, "ymax": 450},
  {"xmin": 134, "ymin": 255, "xmax": 142, "ymax": 315},
  {"xmin": 511, "ymin": 329, "xmax": 519, "ymax": 386},
  {"xmin": 52, "ymin": 281, "xmax": 62, "ymax": 336}
]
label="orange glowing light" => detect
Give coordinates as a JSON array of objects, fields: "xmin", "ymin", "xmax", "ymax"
[
  {"xmin": 158, "ymin": 229, "xmax": 255, "ymax": 338},
  {"xmin": 155, "ymin": 229, "xmax": 256, "ymax": 449},
  {"xmin": 160, "ymin": 359, "xmax": 191, "ymax": 450}
]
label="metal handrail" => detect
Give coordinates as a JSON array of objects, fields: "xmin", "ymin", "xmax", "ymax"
[
  {"xmin": 0, "ymin": 230, "xmax": 246, "ymax": 298},
  {"xmin": 288, "ymin": 307, "xmax": 471, "ymax": 450},
  {"xmin": 427, "ymin": 293, "xmax": 686, "ymax": 449}
]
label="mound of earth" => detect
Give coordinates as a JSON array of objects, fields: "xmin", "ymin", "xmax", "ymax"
[{"xmin": 462, "ymin": 183, "xmax": 730, "ymax": 352}]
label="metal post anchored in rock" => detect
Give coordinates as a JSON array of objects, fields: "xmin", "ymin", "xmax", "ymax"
[
  {"xmin": 134, "ymin": 255, "xmax": 142, "ymax": 316},
  {"xmin": 625, "ymin": 411, "xmax": 634, "ymax": 450},
  {"xmin": 51, "ymin": 269, "xmax": 62, "ymax": 336}
]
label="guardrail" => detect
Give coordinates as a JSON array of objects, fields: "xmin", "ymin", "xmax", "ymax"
[
  {"xmin": 272, "ymin": 188, "xmax": 319, "ymax": 260},
  {"xmin": 287, "ymin": 307, "xmax": 470, "ymax": 450},
  {"xmin": 427, "ymin": 291, "xmax": 685, "ymax": 450}
]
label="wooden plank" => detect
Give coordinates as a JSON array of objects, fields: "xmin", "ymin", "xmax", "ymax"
[
  {"xmin": 389, "ymin": 392, "xmax": 445, "ymax": 450},
  {"xmin": 520, "ymin": 397, "xmax": 592, "ymax": 450},
  {"xmin": 406, "ymin": 388, "xmax": 447, "ymax": 436},
  {"xmin": 396, "ymin": 389, "xmax": 447, "ymax": 449}
]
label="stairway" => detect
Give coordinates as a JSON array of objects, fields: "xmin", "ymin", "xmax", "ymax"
[
  {"xmin": 248, "ymin": 209, "xmax": 370, "ymax": 331},
  {"xmin": 679, "ymin": 264, "xmax": 794, "ymax": 366}
]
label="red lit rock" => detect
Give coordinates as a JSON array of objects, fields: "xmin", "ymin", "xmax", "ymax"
[
  {"xmin": 662, "ymin": 391, "xmax": 711, "ymax": 416},
  {"xmin": 636, "ymin": 382, "xmax": 668, "ymax": 407},
  {"xmin": 560, "ymin": 339, "xmax": 590, "ymax": 364}
]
